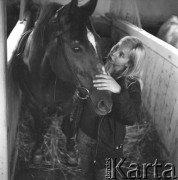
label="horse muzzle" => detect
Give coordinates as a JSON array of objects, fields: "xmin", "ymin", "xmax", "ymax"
[{"xmin": 76, "ymin": 86, "xmax": 112, "ymax": 115}]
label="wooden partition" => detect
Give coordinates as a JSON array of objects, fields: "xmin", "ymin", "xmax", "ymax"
[
  {"xmin": 7, "ymin": 0, "xmax": 31, "ymax": 179},
  {"xmin": 0, "ymin": 0, "xmax": 8, "ymax": 180},
  {"xmin": 111, "ymin": 19, "xmax": 178, "ymax": 174},
  {"xmin": 7, "ymin": 0, "xmax": 178, "ymax": 178}
]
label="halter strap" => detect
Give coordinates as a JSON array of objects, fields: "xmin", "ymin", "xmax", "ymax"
[
  {"xmin": 55, "ymin": 6, "xmax": 91, "ymax": 98},
  {"xmin": 16, "ymin": 30, "xmax": 32, "ymax": 56},
  {"xmin": 56, "ymin": 9, "xmax": 91, "ymax": 100}
]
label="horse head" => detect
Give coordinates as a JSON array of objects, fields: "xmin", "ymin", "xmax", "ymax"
[
  {"xmin": 22, "ymin": 0, "xmax": 112, "ymax": 115},
  {"xmin": 157, "ymin": 15, "xmax": 178, "ymax": 49},
  {"xmin": 40, "ymin": 0, "xmax": 112, "ymax": 115}
]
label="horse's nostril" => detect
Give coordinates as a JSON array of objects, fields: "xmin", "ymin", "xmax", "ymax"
[
  {"xmin": 98, "ymin": 100, "xmax": 105, "ymax": 109},
  {"xmin": 97, "ymin": 100, "xmax": 112, "ymax": 113}
]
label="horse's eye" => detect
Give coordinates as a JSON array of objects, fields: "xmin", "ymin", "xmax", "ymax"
[{"xmin": 72, "ymin": 47, "xmax": 81, "ymax": 53}]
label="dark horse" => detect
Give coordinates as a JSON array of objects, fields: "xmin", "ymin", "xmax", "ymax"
[
  {"xmin": 157, "ymin": 15, "xmax": 178, "ymax": 49},
  {"xmin": 8, "ymin": 0, "xmax": 112, "ymax": 158}
]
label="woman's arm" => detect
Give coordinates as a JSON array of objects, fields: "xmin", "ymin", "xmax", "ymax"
[
  {"xmin": 93, "ymin": 74, "xmax": 121, "ymax": 93},
  {"xmin": 93, "ymin": 75, "xmax": 142, "ymax": 125},
  {"xmin": 111, "ymin": 78, "xmax": 141, "ymax": 125}
]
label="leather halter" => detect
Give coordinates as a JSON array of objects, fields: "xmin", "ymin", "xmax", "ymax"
[
  {"xmin": 16, "ymin": 30, "xmax": 32, "ymax": 57},
  {"xmin": 16, "ymin": 6, "xmax": 91, "ymax": 104},
  {"xmin": 55, "ymin": 7, "xmax": 90, "ymax": 100}
]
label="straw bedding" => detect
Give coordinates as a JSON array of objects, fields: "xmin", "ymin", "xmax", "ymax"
[
  {"xmin": 16, "ymin": 104, "xmax": 82, "ymax": 178},
  {"xmin": 123, "ymin": 105, "xmax": 166, "ymax": 179},
  {"xmin": 15, "ymin": 102, "xmax": 165, "ymax": 179}
]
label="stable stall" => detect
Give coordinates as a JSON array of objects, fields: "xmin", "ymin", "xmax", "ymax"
[
  {"xmin": 0, "ymin": 1, "xmax": 8, "ymax": 180},
  {"xmin": 108, "ymin": 0, "xmax": 178, "ymax": 176},
  {"xmin": 5, "ymin": 0, "xmax": 178, "ymax": 179},
  {"xmin": 110, "ymin": 18, "xmax": 178, "ymax": 174}
]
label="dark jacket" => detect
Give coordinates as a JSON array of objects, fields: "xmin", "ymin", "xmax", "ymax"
[{"xmin": 94, "ymin": 76, "xmax": 142, "ymax": 169}]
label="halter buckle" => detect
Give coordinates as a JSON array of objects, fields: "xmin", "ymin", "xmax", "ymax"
[{"xmin": 76, "ymin": 87, "xmax": 90, "ymax": 100}]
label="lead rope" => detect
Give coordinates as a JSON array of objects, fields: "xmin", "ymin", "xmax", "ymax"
[
  {"xmin": 53, "ymin": 77, "xmax": 57, "ymax": 103},
  {"xmin": 65, "ymin": 90, "xmax": 84, "ymax": 166},
  {"xmin": 69, "ymin": 90, "xmax": 84, "ymax": 142}
]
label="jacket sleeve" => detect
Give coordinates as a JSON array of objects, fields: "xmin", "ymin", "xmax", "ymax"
[{"xmin": 111, "ymin": 78, "xmax": 142, "ymax": 125}]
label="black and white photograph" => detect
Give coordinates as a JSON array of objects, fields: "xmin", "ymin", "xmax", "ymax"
[{"xmin": 0, "ymin": 0, "xmax": 178, "ymax": 179}]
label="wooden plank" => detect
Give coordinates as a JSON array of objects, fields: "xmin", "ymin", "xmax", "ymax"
[
  {"xmin": 0, "ymin": 0, "xmax": 8, "ymax": 180},
  {"xmin": 166, "ymin": 69, "xmax": 178, "ymax": 152},
  {"xmin": 7, "ymin": 73, "xmax": 22, "ymax": 180},
  {"xmin": 7, "ymin": 20, "xmax": 27, "ymax": 62},
  {"xmin": 110, "ymin": 0, "xmax": 141, "ymax": 27},
  {"xmin": 148, "ymin": 55, "xmax": 164, "ymax": 120},
  {"xmin": 110, "ymin": 17, "xmax": 178, "ymax": 177},
  {"xmin": 161, "ymin": 66, "xmax": 178, "ymax": 147},
  {"xmin": 168, "ymin": 124, "xmax": 178, "ymax": 173},
  {"xmin": 140, "ymin": 47, "xmax": 152, "ymax": 105},
  {"xmin": 141, "ymin": 49, "xmax": 157, "ymax": 110},
  {"xmin": 7, "ymin": 1, "xmax": 31, "ymax": 179},
  {"xmin": 112, "ymin": 19, "xmax": 178, "ymax": 68},
  {"xmin": 153, "ymin": 61, "xmax": 171, "ymax": 137},
  {"xmin": 19, "ymin": 0, "xmax": 31, "ymax": 20}
]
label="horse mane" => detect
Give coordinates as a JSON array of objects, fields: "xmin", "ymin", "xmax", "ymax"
[
  {"xmin": 33, "ymin": 3, "xmax": 63, "ymax": 47},
  {"xmin": 7, "ymin": 3, "xmax": 64, "ymax": 97}
]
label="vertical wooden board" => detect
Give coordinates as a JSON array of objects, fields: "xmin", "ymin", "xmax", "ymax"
[
  {"xmin": 7, "ymin": 86, "xmax": 22, "ymax": 179},
  {"xmin": 161, "ymin": 66, "xmax": 178, "ymax": 149},
  {"xmin": 148, "ymin": 54, "xmax": 164, "ymax": 119},
  {"xmin": 144, "ymin": 51, "xmax": 156, "ymax": 108},
  {"xmin": 141, "ymin": 47, "xmax": 151, "ymax": 101},
  {"xmin": 110, "ymin": 0, "xmax": 120, "ymax": 17},
  {"xmin": 167, "ymin": 115, "xmax": 178, "ymax": 157},
  {"xmin": 166, "ymin": 81, "xmax": 178, "ymax": 151},
  {"xmin": 141, "ymin": 48, "xmax": 157, "ymax": 109},
  {"xmin": 0, "ymin": 0, "xmax": 8, "ymax": 179},
  {"xmin": 146, "ymin": 53, "xmax": 160, "ymax": 109},
  {"xmin": 141, "ymin": 50, "xmax": 153, "ymax": 108},
  {"xmin": 141, "ymin": 47, "xmax": 152, "ymax": 84},
  {"xmin": 168, "ymin": 124, "xmax": 178, "ymax": 176},
  {"xmin": 110, "ymin": 17, "xmax": 178, "ymax": 175},
  {"xmin": 154, "ymin": 61, "xmax": 170, "ymax": 137}
]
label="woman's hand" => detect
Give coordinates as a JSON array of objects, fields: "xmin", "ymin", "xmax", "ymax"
[{"xmin": 93, "ymin": 74, "xmax": 121, "ymax": 93}]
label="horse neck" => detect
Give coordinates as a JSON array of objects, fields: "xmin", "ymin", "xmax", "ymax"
[{"xmin": 21, "ymin": 36, "xmax": 76, "ymax": 107}]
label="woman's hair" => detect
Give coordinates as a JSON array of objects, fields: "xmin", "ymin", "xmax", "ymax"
[{"xmin": 107, "ymin": 36, "xmax": 145, "ymax": 90}]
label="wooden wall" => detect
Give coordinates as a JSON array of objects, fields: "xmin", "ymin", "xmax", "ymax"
[
  {"xmin": 111, "ymin": 19, "xmax": 178, "ymax": 175},
  {"xmin": 7, "ymin": 15, "xmax": 29, "ymax": 180},
  {"xmin": 7, "ymin": 0, "xmax": 178, "ymax": 178},
  {"xmin": 109, "ymin": 0, "xmax": 178, "ymax": 28},
  {"xmin": 0, "ymin": 1, "xmax": 8, "ymax": 180}
]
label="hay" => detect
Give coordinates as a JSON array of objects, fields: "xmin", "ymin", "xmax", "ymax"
[
  {"xmin": 16, "ymin": 105, "xmax": 81, "ymax": 177},
  {"xmin": 123, "ymin": 105, "xmax": 166, "ymax": 178},
  {"xmin": 16, "ymin": 101, "xmax": 166, "ymax": 179}
]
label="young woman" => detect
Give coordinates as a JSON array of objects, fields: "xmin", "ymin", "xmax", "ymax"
[
  {"xmin": 76, "ymin": 36, "xmax": 145, "ymax": 180},
  {"xmin": 93, "ymin": 36, "xmax": 145, "ymax": 179}
]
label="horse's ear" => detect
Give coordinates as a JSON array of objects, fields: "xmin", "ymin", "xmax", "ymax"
[
  {"xmin": 69, "ymin": 0, "xmax": 78, "ymax": 16},
  {"xmin": 79, "ymin": 0, "xmax": 98, "ymax": 16}
]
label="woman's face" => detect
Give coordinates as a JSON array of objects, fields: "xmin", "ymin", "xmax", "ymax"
[
  {"xmin": 111, "ymin": 47, "xmax": 130, "ymax": 66},
  {"xmin": 106, "ymin": 46, "xmax": 131, "ymax": 75}
]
